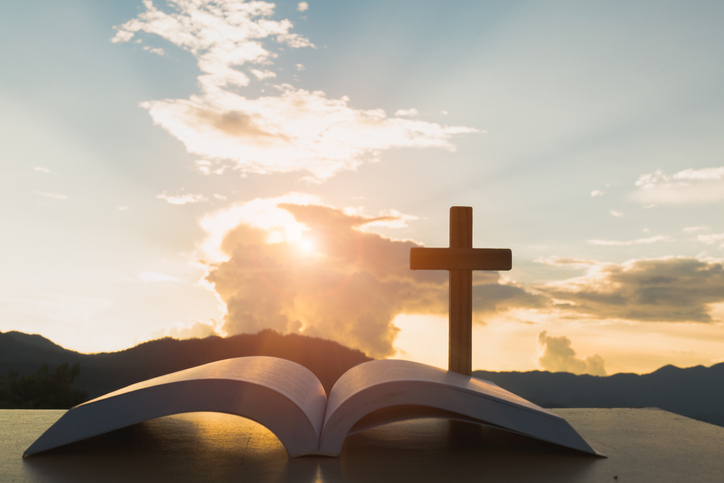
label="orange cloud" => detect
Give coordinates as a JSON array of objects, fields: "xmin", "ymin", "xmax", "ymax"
[
  {"xmin": 201, "ymin": 203, "xmax": 724, "ymax": 358},
  {"xmin": 537, "ymin": 331, "xmax": 607, "ymax": 376},
  {"xmin": 204, "ymin": 203, "xmax": 533, "ymax": 357}
]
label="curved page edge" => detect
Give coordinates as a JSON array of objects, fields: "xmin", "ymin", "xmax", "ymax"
[
  {"xmin": 24, "ymin": 360, "xmax": 325, "ymax": 457},
  {"xmin": 318, "ymin": 378, "xmax": 600, "ymax": 456}
]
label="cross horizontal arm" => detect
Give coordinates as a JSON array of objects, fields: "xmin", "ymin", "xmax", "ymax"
[{"xmin": 410, "ymin": 247, "xmax": 512, "ymax": 271}]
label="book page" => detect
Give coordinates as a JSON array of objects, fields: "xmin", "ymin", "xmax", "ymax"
[
  {"xmin": 89, "ymin": 356, "xmax": 326, "ymax": 419},
  {"xmin": 324, "ymin": 359, "xmax": 546, "ymax": 420},
  {"xmin": 317, "ymin": 359, "xmax": 597, "ymax": 456},
  {"xmin": 25, "ymin": 357, "xmax": 327, "ymax": 457}
]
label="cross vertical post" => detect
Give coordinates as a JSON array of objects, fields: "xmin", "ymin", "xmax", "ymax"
[
  {"xmin": 449, "ymin": 207, "xmax": 473, "ymax": 375},
  {"xmin": 410, "ymin": 207, "xmax": 512, "ymax": 376}
]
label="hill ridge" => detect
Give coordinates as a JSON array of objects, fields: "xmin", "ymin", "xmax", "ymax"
[
  {"xmin": 2, "ymin": 330, "xmax": 722, "ymax": 427},
  {"xmin": 473, "ymin": 363, "xmax": 724, "ymax": 427},
  {"xmin": 0, "ymin": 329, "xmax": 371, "ymax": 398}
]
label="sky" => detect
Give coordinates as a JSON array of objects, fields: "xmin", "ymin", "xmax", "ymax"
[{"xmin": 2, "ymin": 0, "xmax": 724, "ymax": 376}]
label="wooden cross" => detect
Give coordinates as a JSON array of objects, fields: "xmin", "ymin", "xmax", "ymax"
[{"xmin": 410, "ymin": 207, "xmax": 512, "ymax": 376}]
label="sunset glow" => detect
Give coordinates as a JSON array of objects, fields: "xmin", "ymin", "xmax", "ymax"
[
  {"xmin": 2, "ymin": 1, "xmax": 724, "ymax": 375},
  {"xmin": 297, "ymin": 237, "xmax": 315, "ymax": 254}
]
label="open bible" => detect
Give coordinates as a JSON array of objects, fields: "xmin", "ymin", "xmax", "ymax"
[{"xmin": 24, "ymin": 357, "xmax": 600, "ymax": 457}]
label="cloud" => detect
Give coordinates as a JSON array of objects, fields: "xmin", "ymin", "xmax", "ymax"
[
  {"xmin": 157, "ymin": 192, "xmax": 208, "ymax": 205},
  {"xmin": 590, "ymin": 190, "xmax": 603, "ymax": 197},
  {"xmin": 144, "ymin": 85, "xmax": 477, "ymax": 181},
  {"xmin": 155, "ymin": 320, "xmax": 221, "ymax": 339},
  {"xmin": 609, "ymin": 210, "xmax": 624, "ymax": 217},
  {"xmin": 345, "ymin": 207, "xmax": 418, "ymax": 230},
  {"xmin": 33, "ymin": 166, "xmax": 50, "ymax": 174},
  {"xmin": 536, "ymin": 256, "xmax": 724, "ymax": 323},
  {"xmin": 251, "ymin": 69, "xmax": 276, "ymax": 80},
  {"xmin": 394, "ymin": 108, "xmax": 419, "ymax": 117},
  {"xmin": 537, "ymin": 331, "xmax": 606, "ymax": 376},
  {"xmin": 472, "ymin": 280, "xmax": 545, "ymax": 318},
  {"xmin": 113, "ymin": 1, "xmax": 477, "ymax": 181},
  {"xmin": 697, "ymin": 233, "xmax": 724, "ymax": 249},
  {"xmin": 588, "ymin": 235, "xmax": 672, "ymax": 246},
  {"xmin": 197, "ymin": 204, "xmax": 724, "ymax": 355},
  {"xmin": 674, "ymin": 167, "xmax": 724, "ymax": 180},
  {"xmin": 199, "ymin": 193, "xmax": 321, "ymax": 263},
  {"xmin": 202, "ymin": 201, "xmax": 532, "ymax": 357},
  {"xmin": 142, "ymin": 45, "xmax": 166, "ymax": 56},
  {"xmin": 534, "ymin": 256, "xmax": 600, "ymax": 268},
  {"xmin": 297, "ymin": 2, "xmax": 309, "ymax": 12},
  {"xmin": 204, "ymin": 203, "xmax": 437, "ymax": 357},
  {"xmin": 631, "ymin": 167, "xmax": 724, "ymax": 205},
  {"xmin": 112, "ymin": 0, "xmax": 313, "ymax": 90}
]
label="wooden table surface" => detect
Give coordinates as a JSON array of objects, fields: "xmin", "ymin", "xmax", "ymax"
[{"xmin": 2, "ymin": 408, "xmax": 723, "ymax": 482}]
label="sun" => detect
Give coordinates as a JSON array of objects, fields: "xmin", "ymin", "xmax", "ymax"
[
  {"xmin": 295, "ymin": 234, "xmax": 325, "ymax": 261},
  {"xmin": 298, "ymin": 237, "xmax": 315, "ymax": 254}
]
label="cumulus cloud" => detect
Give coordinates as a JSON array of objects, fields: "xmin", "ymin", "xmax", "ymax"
[
  {"xmin": 537, "ymin": 331, "xmax": 606, "ymax": 376},
  {"xmin": 202, "ymin": 201, "xmax": 533, "ymax": 357},
  {"xmin": 195, "ymin": 203, "xmax": 724, "ymax": 355},
  {"xmin": 113, "ymin": 1, "xmax": 477, "ymax": 181},
  {"xmin": 156, "ymin": 320, "xmax": 221, "ymax": 339},
  {"xmin": 536, "ymin": 256, "xmax": 724, "ymax": 323},
  {"xmin": 112, "ymin": 0, "xmax": 313, "ymax": 90},
  {"xmin": 590, "ymin": 190, "xmax": 603, "ymax": 197},
  {"xmin": 297, "ymin": 2, "xmax": 309, "ymax": 12},
  {"xmin": 631, "ymin": 167, "xmax": 724, "ymax": 205}
]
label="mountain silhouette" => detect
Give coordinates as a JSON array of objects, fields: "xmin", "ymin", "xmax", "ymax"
[
  {"xmin": 2, "ymin": 330, "xmax": 722, "ymax": 428},
  {"xmin": 0, "ymin": 329, "xmax": 371, "ymax": 398},
  {"xmin": 473, "ymin": 364, "xmax": 724, "ymax": 427}
]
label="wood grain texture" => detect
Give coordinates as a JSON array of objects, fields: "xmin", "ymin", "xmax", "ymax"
[
  {"xmin": 450, "ymin": 206, "xmax": 472, "ymax": 248},
  {"xmin": 409, "ymin": 248, "xmax": 512, "ymax": 271},
  {"xmin": 408, "ymin": 207, "xmax": 512, "ymax": 376},
  {"xmin": 449, "ymin": 270, "xmax": 472, "ymax": 375},
  {"xmin": 6, "ymin": 409, "xmax": 724, "ymax": 482}
]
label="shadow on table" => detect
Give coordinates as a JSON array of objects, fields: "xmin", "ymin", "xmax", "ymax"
[{"xmin": 23, "ymin": 415, "xmax": 600, "ymax": 483}]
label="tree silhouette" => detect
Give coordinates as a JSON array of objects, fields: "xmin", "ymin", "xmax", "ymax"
[{"xmin": 0, "ymin": 363, "xmax": 88, "ymax": 409}]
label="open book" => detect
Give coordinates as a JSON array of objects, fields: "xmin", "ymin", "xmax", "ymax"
[{"xmin": 24, "ymin": 357, "xmax": 600, "ymax": 457}]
